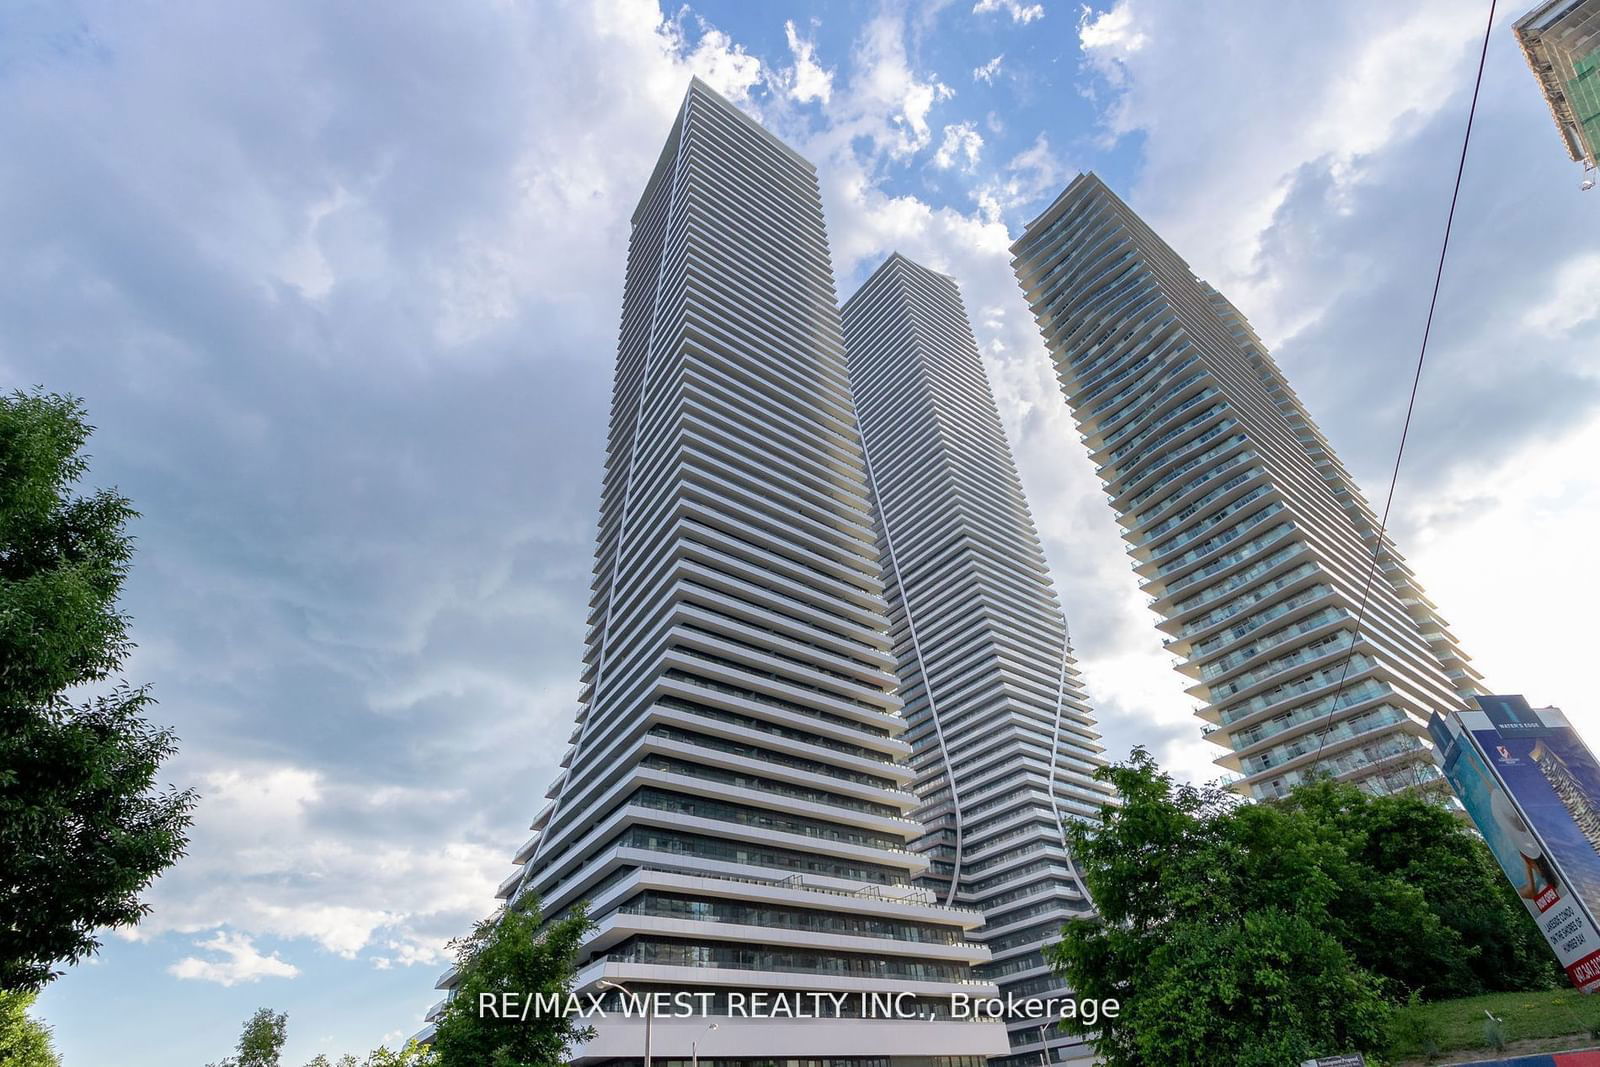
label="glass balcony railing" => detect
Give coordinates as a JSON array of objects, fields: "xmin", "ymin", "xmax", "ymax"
[
  {"xmin": 1235, "ymin": 698, "xmax": 1400, "ymax": 761},
  {"xmin": 1220, "ymin": 674, "xmax": 1386, "ymax": 727},
  {"xmin": 1248, "ymin": 735, "xmax": 1427, "ymax": 797},
  {"xmin": 1176, "ymin": 556, "xmax": 1317, "ymax": 636},
  {"xmin": 1161, "ymin": 523, "xmax": 1295, "ymax": 597},
  {"xmin": 1192, "ymin": 589, "xmax": 1337, "ymax": 657},
  {"xmin": 1203, "ymin": 630, "xmax": 1355, "ymax": 691}
]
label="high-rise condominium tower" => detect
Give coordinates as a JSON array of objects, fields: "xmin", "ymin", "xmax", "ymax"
[
  {"xmin": 1011, "ymin": 174, "xmax": 1481, "ymax": 801},
  {"xmin": 842, "ymin": 255, "xmax": 1112, "ymax": 1067},
  {"xmin": 430, "ymin": 80, "xmax": 1006, "ymax": 1064}
]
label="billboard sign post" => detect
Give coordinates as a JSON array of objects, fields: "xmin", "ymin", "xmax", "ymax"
[{"xmin": 1430, "ymin": 697, "xmax": 1600, "ymax": 993}]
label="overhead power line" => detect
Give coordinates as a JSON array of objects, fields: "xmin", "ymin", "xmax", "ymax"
[{"xmin": 1306, "ymin": 0, "xmax": 1499, "ymax": 780}]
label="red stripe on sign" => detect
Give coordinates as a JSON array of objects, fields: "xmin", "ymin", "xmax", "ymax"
[
  {"xmin": 1552, "ymin": 1051, "xmax": 1600, "ymax": 1065},
  {"xmin": 1568, "ymin": 947, "xmax": 1600, "ymax": 992}
]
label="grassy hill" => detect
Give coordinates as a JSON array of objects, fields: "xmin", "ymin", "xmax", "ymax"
[{"xmin": 1388, "ymin": 988, "xmax": 1600, "ymax": 1063}]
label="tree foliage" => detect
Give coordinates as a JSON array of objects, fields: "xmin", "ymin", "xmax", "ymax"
[
  {"xmin": 207, "ymin": 1007, "xmax": 288, "ymax": 1067},
  {"xmin": 303, "ymin": 1043, "xmax": 431, "ymax": 1067},
  {"xmin": 0, "ymin": 389, "xmax": 196, "ymax": 990},
  {"xmin": 212, "ymin": 1010, "xmax": 433, "ymax": 1067},
  {"xmin": 0, "ymin": 990, "xmax": 61, "ymax": 1067},
  {"xmin": 1279, "ymin": 778, "xmax": 1559, "ymax": 994},
  {"xmin": 1047, "ymin": 749, "xmax": 1559, "ymax": 1066},
  {"xmin": 358, "ymin": 1042, "xmax": 435, "ymax": 1067},
  {"xmin": 429, "ymin": 895, "xmax": 595, "ymax": 1067}
]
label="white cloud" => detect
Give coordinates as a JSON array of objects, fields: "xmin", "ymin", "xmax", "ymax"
[
  {"xmin": 933, "ymin": 121, "xmax": 985, "ymax": 170},
  {"xmin": 1075, "ymin": 0, "xmax": 1490, "ymax": 335},
  {"xmin": 973, "ymin": 54, "xmax": 1004, "ymax": 84},
  {"xmin": 169, "ymin": 931, "xmax": 300, "ymax": 986},
  {"xmin": 972, "ymin": 132, "xmax": 1069, "ymax": 220},
  {"xmin": 1403, "ymin": 418, "xmax": 1600, "ymax": 715},
  {"xmin": 124, "ymin": 764, "xmax": 506, "ymax": 970},
  {"xmin": 251, "ymin": 903, "xmax": 397, "ymax": 959},
  {"xmin": 973, "ymin": 0, "xmax": 1046, "ymax": 24},
  {"xmin": 195, "ymin": 766, "xmax": 321, "ymax": 821},
  {"xmin": 782, "ymin": 19, "xmax": 834, "ymax": 104},
  {"xmin": 275, "ymin": 186, "xmax": 352, "ymax": 300},
  {"xmin": 1006, "ymin": 133, "xmax": 1067, "ymax": 193},
  {"xmin": 1523, "ymin": 252, "xmax": 1600, "ymax": 336},
  {"xmin": 1078, "ymin": 2, "xmax": 1145, "ymax": 57},
  {"xmin": 845, "ymin": 13, "xmax": 957, "ymax": 159},
  {"xmin": 665, "ymin": 9, "xmax": 764, "ymax": 104}
]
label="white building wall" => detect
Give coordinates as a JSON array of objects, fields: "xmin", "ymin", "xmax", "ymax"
[
  {"xmin": 437, "ymin": 81, "xmax": 1008, "ymax": 1067},
  {"xmin": 842, "ymin": 254, "xmax": 1115, "ymax": 1067}
]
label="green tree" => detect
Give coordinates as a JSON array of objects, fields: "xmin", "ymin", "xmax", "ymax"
[
  {"xmin": 0, "ymin": 990, "xmax": 62, "ymax": 1067},
  {"xmin": 216, "ymin": 1012, "xmax": 436, "ymax": 1067},
  {"xmin": 1119, "ymin": 908, "xmax": 1390, "ymax": 1067},
  {"xmin": 360, "ymin": 1042, "xmax": 435, "ymax": 1066},
  {"xmin": 1049, "ymin": 750, "xmax": 1565, "ymax": 1065},
  {"xmin": 429, "ymin": 896, "xmax": 594, "ymax": 1067},
  {"xmin": 209, "ymin": 1007, "xmax": 289, "ymax": 1067},
  {"xmin": 1048, "ymin": 750, "xmax": 1393, "ymax": 1065},
  {"xmin": 306, "ymin": 1048, "xmax": 426, "ymax": 1067},
  {"xmin": 1281, "ymin": 778, "xmax": 1560, "ymax": 995},
  {"xmin": 1229, "ymin": 793, "xmax": 1462, "ymax": 1002},
  {"xmin": 0, "ymin": 389, "xmax": 195, "ymax": 990}
]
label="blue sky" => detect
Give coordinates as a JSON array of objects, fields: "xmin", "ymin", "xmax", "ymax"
[{"xmin": 5, "ymin": 0, "xmax": 1599, "ymax": 1063}]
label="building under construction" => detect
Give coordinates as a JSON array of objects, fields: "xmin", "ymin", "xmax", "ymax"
[{"xmin": 1514, "ymin": 0, "xmax": 1600, "ymax": 176}]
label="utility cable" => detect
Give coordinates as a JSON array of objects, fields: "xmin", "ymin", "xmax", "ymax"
[{"xmin": 1305, "ymin": 0, "xmax": 1497, "ymax": 780}]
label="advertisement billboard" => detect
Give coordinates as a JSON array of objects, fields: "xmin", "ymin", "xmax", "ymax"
[
  {"xmin": 1430, "ymin": 700, "xmax": 1600, "ymax": 993},
  {"xmin": 1462, "ymin": 698, "xmax": 1600, "ymax": 920}
]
